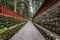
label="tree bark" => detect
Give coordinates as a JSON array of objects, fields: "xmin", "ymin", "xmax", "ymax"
[{"xmin": 14, "ymin": 0, "xmax": 17, "ymax": 13}]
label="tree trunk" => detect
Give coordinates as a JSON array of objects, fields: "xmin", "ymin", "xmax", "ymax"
[
  {"xmin": 14, "ymin": 0, "xmax": 17, "ymax": 13},
  {"xmin": 20, "ymin": 9, "xmax": 23, "ymax": 16}
]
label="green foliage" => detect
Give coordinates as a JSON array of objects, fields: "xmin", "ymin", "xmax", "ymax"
[
  {"xmin": 17, "ymin": 0, "xmax": 30, "ymax": 19},
  {"xmin": 1, "ymin": 0, "xmax": 34, "ymax": 19},
  {"xmin": 39, "ymin": 0, "xmax": 45, "ymax": 3}
]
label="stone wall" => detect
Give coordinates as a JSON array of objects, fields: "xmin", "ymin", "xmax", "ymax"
[
  {"xmin": 33, "ymin": 1, "xmax": 60, "ymax": 36},
  {"xmin": 0, "ymin": 22, "xmax": 26, "ymax": 40}
]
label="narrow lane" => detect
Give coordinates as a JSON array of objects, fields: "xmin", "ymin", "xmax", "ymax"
[{"xmin": 9, "ymin": 21, "xmax": 46, "ymax": 40}]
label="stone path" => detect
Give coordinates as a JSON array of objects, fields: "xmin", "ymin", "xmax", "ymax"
[{"xmin": 9, "ymin": 21, "xmax": 46, "ymax": 40}]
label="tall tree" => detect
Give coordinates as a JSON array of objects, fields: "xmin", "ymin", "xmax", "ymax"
[{"xmin": 14, "ymin": 0, "xmax": 17, "ymax": 13}]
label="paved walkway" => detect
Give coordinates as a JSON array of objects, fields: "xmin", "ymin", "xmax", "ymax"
[{"xmin": 9, "ymin": 21, "xmax": 46, "ymax": 40}]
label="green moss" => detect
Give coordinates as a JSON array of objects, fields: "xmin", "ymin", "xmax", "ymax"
[
  {"xmin": 0, "ymin": 22, "xmax": 26, "ymax": 34},
  {"xmin": 0, "ymin": 22, "xmax": 26, "ymax": 40}
]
